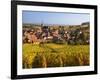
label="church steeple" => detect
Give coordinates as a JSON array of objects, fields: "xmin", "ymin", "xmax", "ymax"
[{"xmin": 41, "ymin": 21, "xmax": 44, "ymax": 27}]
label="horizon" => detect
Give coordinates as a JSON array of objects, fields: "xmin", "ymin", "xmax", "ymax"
[{"xmin": 23, "ymin": 21, "xmax": 90, "ymax": 26}]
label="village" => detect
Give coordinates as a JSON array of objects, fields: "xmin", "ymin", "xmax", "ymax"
[{"xmin": 23, "ymin": 22, "xmax": 90, "ymax": 45}]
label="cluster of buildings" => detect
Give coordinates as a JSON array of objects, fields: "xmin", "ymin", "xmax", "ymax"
[{"xmin": 23, "ymin": 22, "xmax": 90, "ymax": 45}]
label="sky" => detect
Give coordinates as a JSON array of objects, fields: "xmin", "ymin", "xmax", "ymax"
[{"xmin": 22, "ymin": 11, "xmax": 90, "ymax": 25}]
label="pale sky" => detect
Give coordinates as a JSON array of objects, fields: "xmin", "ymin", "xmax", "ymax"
[{"xmin": 22, "ymin": 11, "xmax": 90, "ymax": 25}]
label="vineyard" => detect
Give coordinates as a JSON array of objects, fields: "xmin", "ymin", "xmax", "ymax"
[{"xmin": 22, "ymin": 43, "xmax": 90, "ymax": 69}]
